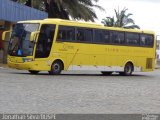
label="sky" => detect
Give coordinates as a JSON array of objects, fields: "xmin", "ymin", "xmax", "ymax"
[{"xmin": 96, "ymin": 0, "xmax": 160, "ymax": 37}]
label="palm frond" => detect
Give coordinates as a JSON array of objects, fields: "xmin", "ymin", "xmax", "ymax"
[{"xmin": 102, "ymin": 7, "xmax": 140, "ymax": 29}]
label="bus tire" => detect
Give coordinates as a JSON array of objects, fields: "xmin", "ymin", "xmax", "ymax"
[
  {"xmin": 101, "ymin": 71, "xmax": 112, "ymax": 75},
  {"xmin": 28, "ymin": 70, "xmax": 39, "ymax": 74},
  {"xmin": 120, "ymin": 62, "xmax": 134, "ymax": 76},
  {"xmin": 49, "ymin": 61, "xmax": 63, "ymax": 75}
]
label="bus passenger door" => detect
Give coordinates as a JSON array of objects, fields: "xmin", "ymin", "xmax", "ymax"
[{"xmin": 34, "ymin": 24, "xmax": 55, "ymax": 69}]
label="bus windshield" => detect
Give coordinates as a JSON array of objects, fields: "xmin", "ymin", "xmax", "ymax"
[{"xmin": 8, "ymin": 23, "xmax": 39, "ymax": 57}]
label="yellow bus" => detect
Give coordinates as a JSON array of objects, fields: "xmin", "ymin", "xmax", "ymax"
[{"xmin": 2, "ymin": 19, "xmax": 156, "ymax": 75}]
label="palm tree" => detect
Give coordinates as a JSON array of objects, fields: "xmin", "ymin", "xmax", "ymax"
[
  {"xmin": 102, "ymin": 8, "xmax": 140, "ymax": 29},
  {"xmin": 101, "ymin": 17, "xmax": 115, "ymax": 27},
  {"xmin": 15, "ymin": 0, "xmax": 104, "ymax": 22},
  {"xmin": 44, "ymin": 0, "xmax": 104, "ymax": 21}
]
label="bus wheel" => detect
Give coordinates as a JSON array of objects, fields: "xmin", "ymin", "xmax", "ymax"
[
  {"xmin": 120, "ymin": 63, "xmax": 133, "ymax": 76},
  {"xmin": 49, "ymin": 61, "xmax": 63, "ymax": 75},
  {"xmin": 28, "ymin": 70, "xmax": 39, "ymax": 74},
  {"xmin": 101, "ymin": 71, "xmax": 112, "ymax": 75}
]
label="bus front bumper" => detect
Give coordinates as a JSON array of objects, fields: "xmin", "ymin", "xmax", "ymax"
[{"xmin": 8, "ymin": 61, "xmax": 50, "ymax": 71}]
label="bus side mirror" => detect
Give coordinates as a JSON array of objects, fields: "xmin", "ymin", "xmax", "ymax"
[
  {"xmin": 30, "ymin": 31, "xmax": 40, "ymax": 42},
  {"xmin": 2, "ymin": 31, "xmax": 11, "ymax": 41}
]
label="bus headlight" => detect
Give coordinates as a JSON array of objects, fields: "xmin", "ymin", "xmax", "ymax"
[{"xmin": 22, "ymin": 58, "xmax": 33, "ymax": 62}]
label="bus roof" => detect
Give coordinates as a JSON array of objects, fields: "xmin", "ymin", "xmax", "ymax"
[{"xmin": 18, "ymin": 18, "xmax": 155, "ymax": 34}]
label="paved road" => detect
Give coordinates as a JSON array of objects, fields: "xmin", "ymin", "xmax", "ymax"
[{"xmin": 0, "ymin": 67, "xmax": 160, "ymax": 113}]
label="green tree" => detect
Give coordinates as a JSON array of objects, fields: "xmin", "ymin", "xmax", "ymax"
[
  {"xmin": 44, "ymin": 0, "xmax": 104, "ymax": 21},
  {"xmin": 14, "ymin": 0, "xmax": 104, "ymax": 22},
  {"xmin": 102, "ymin": 8, "xmax": 140, "ymax": 29},
  {"xmin": 101, "ymin": 17, "xmax": 115, "ymax": 27}
]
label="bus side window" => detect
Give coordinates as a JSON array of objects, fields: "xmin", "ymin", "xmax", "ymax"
[
  {"xmin": 77, "ymin": 29, "xmax": 85, "ymax": 41},
  {"xmin": 84, "ymin": 29, "xmax": 93, "ymax": 42},
  {"xmin": 57, "ymin": 30, "xmax": 66, "ymax": 40},
  {"xmin": 76, "ymin": 28, "xmax": 92, "ymax": 43},
  {"xmin": 140, "ymin": 34, "xmax": 154, "ymax": 47},
  {"xmin": 146, "ymin": 35, "xmax": 154, "ymax": 47},
  {"xmin": 140, "ymin": 36, "xmax": 146, "ymax": 46},
  {"xmin": 58, "ymin": 26, "xmax": 75, "ymax": 41},
  {"xmin": 103, "ymin": 30, "xmax": 110, "ymax": 43},
  {"xmin": 94, "ymin": 29, "xmax": 105, "ymax": 43},
  {"xmin": 126, "ymin": 33, "xmax": 139, "ymax": 46},
  {"xmin": 110, "ymin": 31, "xmax": 124, "ymax": 44}
]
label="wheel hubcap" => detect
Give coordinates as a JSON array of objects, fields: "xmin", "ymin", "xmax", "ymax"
[
  {"xmin": 53, "ymin": 63, "xmax": 60, "ymax": 72},
  {"xmin": 125, "ymin": 65, "xmax": 132, "ymax": 74}
]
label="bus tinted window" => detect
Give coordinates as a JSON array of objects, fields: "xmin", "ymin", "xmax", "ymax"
[
  {"xmin": 126, "ymin": 33, "xmax": 140, "ymax": 45},
  {"xmin": 36, "ymin": 24, "xmax": 55, "ymax": 58},
  {"xmin": 94, "ymin": 30, "xmax": 110, "ymax": 43},
  {"xmin": 57, "ymin": 26, "xmax": 75, "ymax": 41},
  {"xmin": 76, "ymin": 28, "xmax": 92, "ymax": 42},
  {"xmin": 140, "ymin": 34, "xmax": 154, "ymax": 47},
  {"xmin": 110, "ymin": 31, "xmax": 125, "ymax": 44}
]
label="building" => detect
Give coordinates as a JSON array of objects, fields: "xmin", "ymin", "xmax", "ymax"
[{"xmin": 0, "ymin": 0, "xmax": 48, "ymax": 63}]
